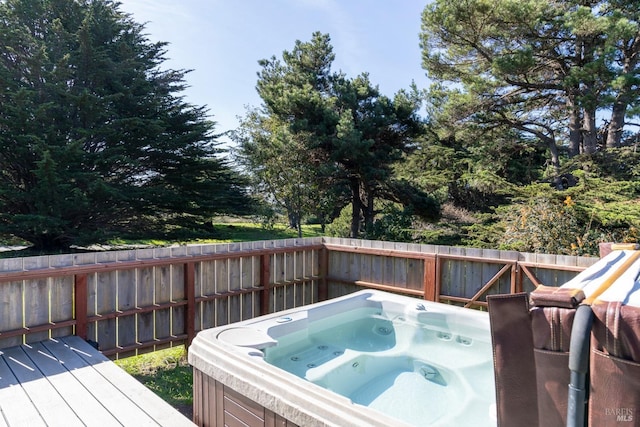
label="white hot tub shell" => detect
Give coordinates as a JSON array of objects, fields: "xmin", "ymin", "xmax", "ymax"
[{"xmin": 188, "ymin": 290, "xmax": 496, "ymax": 427}]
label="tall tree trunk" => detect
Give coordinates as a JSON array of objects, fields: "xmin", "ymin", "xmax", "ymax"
[
  {"xmin": 605, "ymin": 41, "xmax": 639, "ymax": 148},
  {"xmin": 362, "ymin": 188, "xmax": 375, "ymax": 234},
  {"xmin": 582, "ymin": 107, "xmax": 598, "ymax": 154},
  {"xmin": 545, "ymin": 134, "xmax": 563, "ymax": 189},
  {"xmin": 349, "ymin": 177, "xmax": 362, "ymax": 238},
  {"xmin": 567, "ymin": 95, "xmax": 582, "ymax": 157},
  {"xmin": 606, "ymin": 99, "xmax": 626, "ymax": 149}
]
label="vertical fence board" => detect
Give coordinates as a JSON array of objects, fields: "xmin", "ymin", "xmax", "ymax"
[
  {"xmin": 86, "ymin": 273, "xmax": 97, "ymax": 343},
  {"xmin": 464, "ymin": 248, "xmax": 483, "ymax": 300},
  {"xmin": 136, "ymin": 267, "xmax": 155, "ymax": 346},
  {"xmin": 383, "ymin": 255, "xmax": 394, "ymax": 286},
  {"xmin": 117, "ymin": 268, "xmax": 136, "ymax": 351},
  {"xmin": 171, "ymin": 263, "xmax": 186, "ymax": 340},
  {"xmin": 239, "ymin": 256, "xmax": 254, "ymax": 321},
  {"xmin": 184, "ymin": 262, "xmax": 196, "ymax": 346},
  {"xmin": 394, "ymin": 258, "xmax": 408, "ymax": 291},
  {"xmin": 371, "ymin": 255, "xmax": 383, "ymax": 285},
  {"xmin": 346, "ymin": 250, "xmax": 358, "ymax": 284},
  {"xmin": 228, "ymin": 254, "xmax": 241, "ymax": 323},
  {"xmin": 294, "ymin": 251, "xmax": 304, "ymax": 307},
  {"xmin": 273, "ymin": 252, "xmax": 285, "ymax": 312},
  {"xmin": 450, "ymin": 248, "xmax": 466, "ymax": 303},
  {"xmin": 408, "ymin": 257, "xmax": 424, "ymax": 292},
  {"xmin": 51, "ymin": 276, "xmax": 74, "ymax": 338},
  {"xmin": 360, "ymin": 248, "xmax": 371, "ymax": 284},
  {"xmin": 154, "ymin": 265, "xmax": 172, "ymax": 345},
  {"xmin": 240, "ymin": 294, "xmax": 253, "ymax": 322},
  {"xmin": 23, "ymin": 279, "xmax": 49, "ymax": 343},
  {"xmin": 215, "ymin": 258, "xmax": 228, "ymax": 326},
  {"xmin": 21, "ymin": 256, "xmax": 49, "ymax": 343},
  {"xmin": 285, "ymin": 252, "xmax": 295, "ymax": 309},
  {"xmin": 309, "ymin": 249, "xmax": 318, "ymax": 304},
  {"xmin": 0, "ymin": 281, "xmax": 23, "ymax": 348},
  {"xmin": 200, "ymin": 260, "xmax": 216, "ymax": 330},
  {"xmin": 95, "ymin": 271, "xmax": 117, "ymax": 349}
]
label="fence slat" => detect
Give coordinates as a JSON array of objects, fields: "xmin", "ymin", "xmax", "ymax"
[{"xmin": 0, "ymin": 239, "xmax": 597, "ymax": 356}]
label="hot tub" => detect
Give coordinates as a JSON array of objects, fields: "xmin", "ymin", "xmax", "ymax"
[{"xmin": 189, "ymin": 290, "xmax": 496, "ymax": 427}]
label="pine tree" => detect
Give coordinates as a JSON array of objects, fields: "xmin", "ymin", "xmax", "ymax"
[
  {"xmin": 0, "ymin": 0, "xmax": 252, "ymax": 250},
  {"xmin": 237, "ymin": 32, "xmax": 438, "ymax": 238}
]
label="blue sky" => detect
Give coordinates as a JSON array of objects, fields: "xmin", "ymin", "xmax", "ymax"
[{"xmin": 118, "ymin": 1, "xmax": 430, "ymax": 142}]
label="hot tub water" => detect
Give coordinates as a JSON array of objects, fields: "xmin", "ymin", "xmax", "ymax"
[{"xmin": 263, "ymin": 305, "xmax": 495, "ymax": 426}]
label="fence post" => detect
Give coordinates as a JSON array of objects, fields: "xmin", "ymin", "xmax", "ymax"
[
  {"xmin": 513, "ymin": 263, "xmax": 522, "ymax": 293},
  {"xmin": 423, "ymin": 255, "xmax": 437, "ymax": 301},
  {"xmin": 184, "ymin": 262, "xmax": 196, "ymax": 347},
  {"xmin": 434, "ymin": 255, "xmax": 442, "ymax": 302},
  {"xmin": 74, "ymin": 274, "xmax": 88, "ymax": 340},
  {"xmin": 318, "ymin": 247, "xmax": 328, "ymax": 302},
  {"xmin": 260, "ymin": 254, "xmax": 271, "ymax": 315}
]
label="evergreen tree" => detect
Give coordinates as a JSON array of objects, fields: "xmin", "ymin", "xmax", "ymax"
[
  {"xmin": 420, "ymin": 0, "xmax": 640, "ymax": 173},
  {"xmin": 236, "ymin": 32, "xmax": 438, "ymax": 238},
  {"xmin": 0, "ymin": 0, "xmax": 252, "ymax": 250}
]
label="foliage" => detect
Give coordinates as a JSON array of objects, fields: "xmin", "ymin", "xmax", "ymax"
[
  {"xmin": 420, "ymin": 0, "xmax": 640, "ymax": 180},
  {"xmin": 494, "ymin": 175, "xmax": 640, "ymax": 255},
  {"xmin": 325, "ymin": 206, "xmax": 352, "ymax": 238},
  {"xmin": 497, "ymin": 196, "xmax": 587, "ymax": 255},
  {"xmin": 366, "ymin": 204, "xmax": 414, "ymax": 242},
  {"xmin": 0, "ymin": 0, "xmax": 253, "ymax": 250},
  {"xmin": 235, "ymin": 32, "xmax": 439, "ymax": 239}
]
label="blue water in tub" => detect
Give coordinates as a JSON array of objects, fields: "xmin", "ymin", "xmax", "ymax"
[{"xmin": 264, "ymin": 306, "xmax": 496, "ymax": 426}]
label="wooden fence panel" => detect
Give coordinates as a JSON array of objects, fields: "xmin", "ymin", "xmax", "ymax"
[
  {"xmin": 240, "ymin": 244, "xmax": 256, "ymax": 321},
  {"xmin": 406, "ymin": 256, "xmax": 423, "ymax": 293},
  {"xmin": 94, "ymin": 270, "xmax": 117, "ymax": 350},
  {"xmin": 284, "ymin": 252, "xmax": 294, "ymax": 310},
  {"xmin": 171, "ymin": 263, "xmax": 186, "ymax": 340},
  {"xmin": 22, "ymin": 256, "xmax": 48, "ymax": 344},
  {"xmin": 0, "ymin": 280, "xmax": 23, "ymax": 348},
  {"xmin": 51, "ymin": 276, "xmax": 74, "ymax": 339},
  {"xmin": 371, "ymin": 242, "xmax": 384, "ymax": 285},
  {"xmin": 199, "ymin": 260, "xmax": 215, "ymax": 331},
  {"xmin": 0, "ymin": 238, "xmax": 599, "ymax": 356},
  {"xmin": 136, "ymin": 266, "xmax": 155, "ymax": 350},
  {"xmin": 154, "ymin": 264, "xmax": 173, "ymax": 349},
  {"xmin": 215, "ymin": 257, "xmax": 228, "ymax": 327},
  {"xmin": 305, "ymin": 248, "xmax": 317, "ymax": 305},
  {"xmin": 117, "ymin": 269, "xmax": 136, "ymax": 355},
  {"xmin": 23, "ymin": 278, "xmax": 49, "ymax": 344},
  {"xmin": 228, "ymin": 247, "xmax": 242, "ymax": 324}
]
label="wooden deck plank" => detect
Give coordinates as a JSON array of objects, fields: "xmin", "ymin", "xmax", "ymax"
[
  {"xmin": 58, "ymin": 336, "xmax": 195, "ymax": 427},
  {"xmin": 1, "ymin": 345, "xmax": 84, "ymax": 426},
  {"xmin": 0, "ymin": 336, "xmax": 195, "ymax": 427},
  {"xmin": 40, "ymin": 338, "xmax": 161, "ymax": 427},
  {"xmin": 23, "ymin": 341, "xmax": 122, "ymax": 427},
  {"xmin": 0, "ymin": 355, "xmax": 46, "ymax": 426}
]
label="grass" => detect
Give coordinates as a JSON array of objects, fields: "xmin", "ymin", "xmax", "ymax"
[
  {"xmin": 0, "ymin": 221, "xmax": 324, "ymax": 258},
  {"xmin": 98, "ymin": 222, "xmax": 323, "ymax": 247},
  {"xmin": 114, "ymin": 346, "xmax": 193, "ymax": 418},
  {"xmin": 205, "ymin": 222, "xmax": 323, "ymax": 242}
]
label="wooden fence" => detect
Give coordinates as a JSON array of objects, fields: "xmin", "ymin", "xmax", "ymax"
[{"xmin": 0, "ymin": 237, "xmax": 598, "ymax": 357}]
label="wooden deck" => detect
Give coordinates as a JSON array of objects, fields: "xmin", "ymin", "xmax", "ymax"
[{"xmin": 0, "ymin": 336, "xmax": 195, "ymax": 426}]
